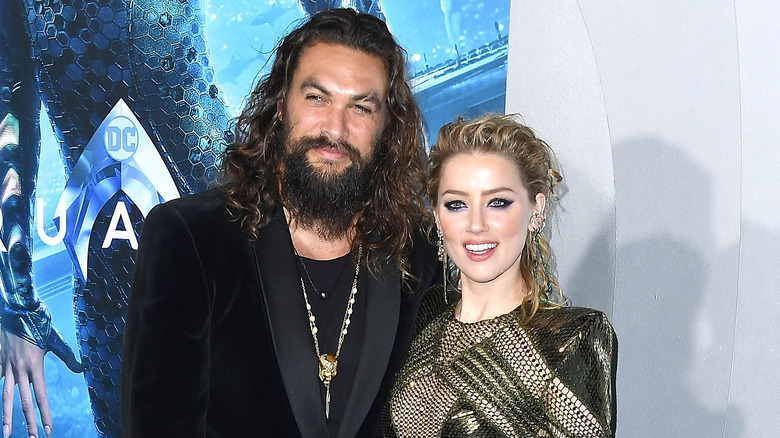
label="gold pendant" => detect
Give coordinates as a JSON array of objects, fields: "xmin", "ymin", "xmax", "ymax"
[{"xmin": 319, "ymin": 354, "xmax": 338, "ymax": 418}]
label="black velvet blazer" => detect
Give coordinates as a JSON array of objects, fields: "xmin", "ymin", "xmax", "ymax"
[{"xmin": 121, "ymin": 189, "xmax": 439, "ymax": 437}]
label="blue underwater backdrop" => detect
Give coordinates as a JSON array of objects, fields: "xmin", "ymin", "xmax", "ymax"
[{"xmin": 15, "ymin": 0, "xmax": 509, "ymax": 435}]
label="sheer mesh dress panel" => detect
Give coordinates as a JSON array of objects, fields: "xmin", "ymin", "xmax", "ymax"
[{"xmin": 383, "ymin": 286, "xmax": 614, "ymax": 438}]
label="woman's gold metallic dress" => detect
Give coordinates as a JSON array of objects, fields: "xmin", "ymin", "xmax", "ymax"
[{"xmin": 383, "ymin": 286, "xmax": 615, "ymax": 437}]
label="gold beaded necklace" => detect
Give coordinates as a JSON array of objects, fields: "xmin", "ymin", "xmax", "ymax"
[{"xmin": 298, "ymin": 245, "xmax": 362, "ymax": 419}]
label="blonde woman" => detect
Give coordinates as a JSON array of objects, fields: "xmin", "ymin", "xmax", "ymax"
[{"xmin": 384, "ymin": 114, "xmax": 615, "ymax": 437}]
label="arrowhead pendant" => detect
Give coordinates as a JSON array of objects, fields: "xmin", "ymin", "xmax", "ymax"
[{"xmin": 319, "ymin": 354, "xmax": 338, "ymax": 419}]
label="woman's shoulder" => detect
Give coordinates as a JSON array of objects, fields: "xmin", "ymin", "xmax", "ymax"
[
  {"xmin": 527, "ymin": 306, "xmax": 612, "ymax": 334},
  {"xmin": 522, "ymin": 306, "xmax": 615, "ymax": 363}
]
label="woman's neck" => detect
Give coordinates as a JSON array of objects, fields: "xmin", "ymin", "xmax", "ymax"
[{"xmin": 456, "ymin": 273, "xmax": 529, "ymax": 323}]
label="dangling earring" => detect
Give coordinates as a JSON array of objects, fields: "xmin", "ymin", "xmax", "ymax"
[
  {"xmin": 437, "ymin": 229, "xmax": 449, "ymax": 304},
  {"xmin": 437, "ymin": 229, "xmax": 445, "ymax": 261},
  {"xmin": 530, "ymin": 213, "xmax": 553, "ymax": 304},
  {"xmin": 529, "ymin": 212, "xmax": 546, "ymax": 234}
]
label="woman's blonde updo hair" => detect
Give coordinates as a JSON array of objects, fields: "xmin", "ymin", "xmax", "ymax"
[{"xmin": 428, "ymin": 113, "xmax": 564, "ymax": 321}]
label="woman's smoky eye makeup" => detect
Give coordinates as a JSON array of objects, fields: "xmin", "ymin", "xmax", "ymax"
[
  {"xmin": 442, "ymin": 197, "xmax": 514, "ymax": 211},
  {"xmin": 487, "ymin": 198, "xmax": 513, "ymax": 208},
  {"xmin": 443, "ymin": 200, "xmax": 466, "ymax": 211}
]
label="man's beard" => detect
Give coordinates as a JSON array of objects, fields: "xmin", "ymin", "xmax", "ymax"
[{"xmin": 282, "ymin": 133, "xmax": 379, "ymax": 240}]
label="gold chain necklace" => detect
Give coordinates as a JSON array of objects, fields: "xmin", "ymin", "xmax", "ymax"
[{"xmin": 298, "ymin": 245, "xmax": 362, "ymax": 419}]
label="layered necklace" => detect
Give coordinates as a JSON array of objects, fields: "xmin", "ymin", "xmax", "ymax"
[{"xmin": 297, "ymin": 245, "xmax": 362, "ymax": 419}]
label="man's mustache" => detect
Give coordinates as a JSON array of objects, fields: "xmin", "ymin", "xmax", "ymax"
[{"xmin": 291, "ymin": 135, "xmax": 362, "ymax": 164}]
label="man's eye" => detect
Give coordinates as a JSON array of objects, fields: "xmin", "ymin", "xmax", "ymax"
[
  {"xmin": 353, "ymin": 104, "xmax": 372, "ymax": 114},
  {"xmin": 306, "ymin": 94, "xmax": 324, "ymax": 102},
  {"xmin": 488, "ymin": 198, "xmax": 513, "ymax": 208},
  {"xmin": 443, "ymin": 200, "xmax": 466, "ymax": 211}
]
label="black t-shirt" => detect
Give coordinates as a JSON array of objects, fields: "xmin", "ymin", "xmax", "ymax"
[{"xmin": 298, "ymin": 254, "xmax": 367, "ymax": 437}]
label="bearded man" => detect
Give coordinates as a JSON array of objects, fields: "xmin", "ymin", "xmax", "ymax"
[{"xmin": 121, "ymin": 8, "xmax": 439, "ymax": 438}]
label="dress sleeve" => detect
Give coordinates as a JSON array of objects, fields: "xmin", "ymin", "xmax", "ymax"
[
  {"xmin": 544, "ymin": 311, "xmax": 615, "ymax": 438},
  {"xmin": 121, "ymin": 202, "xmax": 212, "ymax": 437}
]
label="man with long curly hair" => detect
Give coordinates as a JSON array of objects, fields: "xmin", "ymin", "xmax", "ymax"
[{"xmin": 121, "ymin": 8, "xmax": 440, "ymax": 437}]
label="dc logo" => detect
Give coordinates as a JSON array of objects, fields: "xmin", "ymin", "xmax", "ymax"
[{"xmin": 104, "ymin": 115, "xmax": 138, "ymax": 161}]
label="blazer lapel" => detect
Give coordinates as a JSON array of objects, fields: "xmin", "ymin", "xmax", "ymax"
[
  {"xmin": 253, "ymin": 211, "xmax": 328, "ymax": 437},
  {"xmin": 337, "ymin": 260, "xmax": 401, "ymax": 438}
]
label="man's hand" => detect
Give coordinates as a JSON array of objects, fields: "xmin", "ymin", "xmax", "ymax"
[{"xmin": 0, "ymin": 329, "xmax": 51, "ymax": 438}]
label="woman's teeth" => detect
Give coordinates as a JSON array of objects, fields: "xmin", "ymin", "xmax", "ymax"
[{"xmin": 465, "ymin": 243, "xmax": 497, "ymax": 253}]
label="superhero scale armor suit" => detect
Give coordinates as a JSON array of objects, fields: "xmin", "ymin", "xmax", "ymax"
[{"xmin": 1, "ymin": 0, "xmax": 231, "ymax": 435}]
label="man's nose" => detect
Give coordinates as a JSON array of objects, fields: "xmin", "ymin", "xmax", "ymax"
[{"xmin": 320, "ymin": 106, "xmax": 348, "ymax": 141}]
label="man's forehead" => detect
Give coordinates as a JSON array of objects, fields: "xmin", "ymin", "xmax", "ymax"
[{"xmin": 293, "ymin": 42, "xmax": 389, "ymax": 89}]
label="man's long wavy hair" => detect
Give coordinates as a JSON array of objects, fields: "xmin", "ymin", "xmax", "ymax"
[
  {"xmin": 428, "ymin": 114, "xmax": 564, "ymax": 323},
  {"xmin": 221, "ymin": 8, "xmax": 427, "ymax": 276}
]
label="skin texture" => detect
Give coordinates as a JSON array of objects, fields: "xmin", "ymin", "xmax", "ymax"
[
  {"xmin": 435, "ymin": 153, "xmax": 545, "ymax": 323},
  {"xmin": 1, "ymin": 331, "xmax": 50, "ymax": 438},
  {"xmin": 282, "ymin": 42, "xmax": 389, "ymax": 260},
  {"xmin": 283, "ymin": 42, "xmax": 388, "ymax": 174}
]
